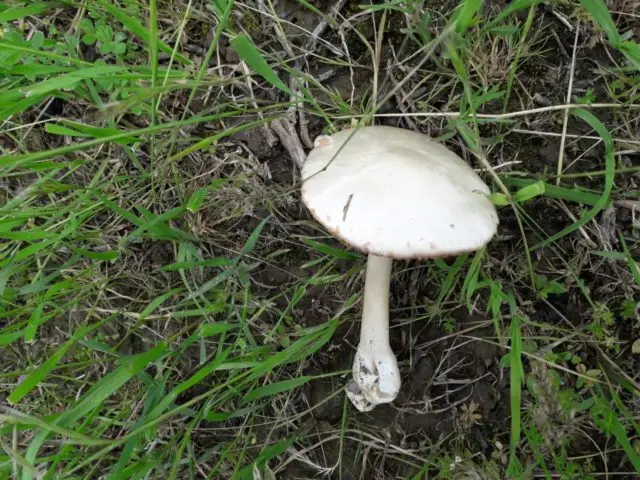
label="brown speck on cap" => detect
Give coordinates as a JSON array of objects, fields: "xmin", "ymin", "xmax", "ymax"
[{"xmin": 450, "ymin": 224, "xmax": 455, "ymax": 228}]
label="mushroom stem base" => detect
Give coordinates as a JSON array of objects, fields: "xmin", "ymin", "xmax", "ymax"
[
  {"xmin": 346, "ymin": 344, "xmax": 401, "ymax": 412},
  {"xmin": 346, "ymin": 254, "xmax": 400, "ymax": 412}
]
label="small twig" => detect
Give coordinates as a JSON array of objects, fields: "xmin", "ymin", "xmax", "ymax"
[
  {"xmin": 510, "ymin": 128, "xmax": 640, "ymax": 146},
  {"xmin": 298, "ymin": 107, "xmax": 313, "ymax": 148},
  {"xmin": 337, "ymin": 103, "xmax": 640, "ymax": 120},
  {"xmin": 387, "ymin": 59, "xmax": 417, "ymax": 130},
  {"xmin": 316, "ymin": 68, "xmax": 337, "ymax": 82},
  {"xmin": 370, "ymin": 9, "xmax": 387, "ymax": 112},
  {"xmin": 265, "ymin": 0, "xmax": 349, "ymax": 162},
  {"xmin": 270, "ymin": 118, "xmax": 306, "ymax": 169},
  {"xmin": 549, "ymin": 28, "xmax": 570, "ymax": 58},
  {"xmin": 302, "ymin": 0, "xmax": 349, "ymax": 54},
  {"xmin": 290, "ymin": 76, "xmax": 313, "ymax": 148},
  {"xmin": 547, "ymin": 5, "xmax": 575, "ymax": 31},
  {"xmin": 262, "ymin": 124, "xmax": 278, "ymax": 147},
  {"xmin": 555, "ymin": 199, "xmax": 598, "ymax": 248},
  {"xmin": 297, "ymin": 0, "xmax": 348, "ymax": 147},
  {"xmin": 616, "ymin": 199, "xmax": 640, "ymax": 210},
  {"xmin": 337, "ymin": 27, "xmax": 356, "ymax": 107},
  {"xmin": 239, "ymin": 62, "xmax": 275, "ymax": 139},
  {"xmin": 265, "ymin": 4, "xmax": 313, "ymax": 150},
  {"xmin": 556, "ymin": 21, "xmax": 580, "ymax": 185},
  {"xmin": 368, "ymin": 24, "xmax": 456, "ymax": 119}
]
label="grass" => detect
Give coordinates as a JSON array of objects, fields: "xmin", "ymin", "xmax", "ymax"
[{"xmin": 1, "ymin": 0, "xmax": 640, "ymax": 478}]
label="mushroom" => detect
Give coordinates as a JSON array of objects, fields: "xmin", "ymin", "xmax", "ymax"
[{"xmin": 301, "ymin": 125, "xmax": 499, "ymax": 412}]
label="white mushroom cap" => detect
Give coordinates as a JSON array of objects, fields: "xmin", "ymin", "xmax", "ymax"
[{"xmin": 301, "ymin": 125, "xmax": 498, "ymax": 259}]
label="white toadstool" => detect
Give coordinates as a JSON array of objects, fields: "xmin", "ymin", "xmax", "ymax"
[{"xmin": 301, "ymin": 125, "xmax": 499, "ymax": 412}]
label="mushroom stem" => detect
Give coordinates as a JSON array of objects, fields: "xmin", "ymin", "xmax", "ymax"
[
  {"xmin": 361, "ymin": 254, "xmax": 392, "ymax": 346},
  {"xmin": 346, "ymin": 254, "xmax": 401, "ymax": 412}
]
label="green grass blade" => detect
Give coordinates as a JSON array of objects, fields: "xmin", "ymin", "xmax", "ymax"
[
  {"xmin": 17, "ymin": 66, "xmax": 125, "ymax": 97},
  {"xmin": 186, "ymin": 188, "xmax": 208, "ymax": 213},
  {"xmin": 249, "ymin": 320, "xmax": 338, "ymax": 381},
  {"xmin": 147, "ymin": 348, "xmax": 231, "ymax": 420},
  {"xmin": 70, "ymin": 345, "xmax": 168, "ymax": 427},
  {"xmin": 237, "ymin": 436, "xmax": 298, "ymax": 478},
  {"xmin": 21, "ymin": 343, "xmax": 167, "ymax": 480},
  {"xmin": 240, "ymin": 216, "xmax": 270, "ymax": 256},
  {"xmin": 242, "ymin": 376, "xmax": 314, "ymax": 403},
  {"xmin": 93, "ymin": 0, "xmax": 191, "ymax": 64},
  {"xmin": 0, "ymin": 95, "xmax": 47, "ymax": 122},
  {"xmin": 0, "ymin": 40, "xmax": 93, "ymax": 68},
  {"xmin": 160, "ymin": 258, "xmax": 232, "ymax": 271},
  {"xmin": 124, "ymin": 206, "xmax": 187, "ymax": 243},
  {"xmin": 0, "ymin": 410, "xmax": 110, "ymax": 447},
  {"xmin": 502, "ymin": 177, "xmax": 604, "ymax": 206},
  {"xmin": 486, "ymin": 0, "xmax": 539, "ymax": 28},
  {"xmin": 580, "ymin": 0, "xmax": 621, "ymax": 44},
  {"xmin": 198, "ymin": 323, "xmax": 237, "ymax": 337},
  {"xmin": 453, "ymin": 0, "xmax": 482, "ymax": 32},
  {"xmin": 229, "ymin": 34, "xmax": 289, "ymax": 94},
  {"xmin": 8, "ymin": 320, "xmax": 103, "ymax": 405},
  {"xmin": 507, "ymin": 314, "xmax": 524, "ymax": 476},
  {"xmin": 0, "ymin": 330, "xmax": 25, "ymax": 347},
  {"xmin": 0, "ymin": 3, "xmax": 52, "ymax": 22},
  {"xmin": 302, "ymin": 239, "xmax": 360, "ymax": 259},
  {"xmin": 5, "ymin": 64, "xmax": 74, "ymax": 76},
  {"xmin": 0, "ymin": 109, "xmax": 245, "ymax": 168},
  {"xmin": 139, "ymin": 288, "xmax": 183, "ymax": 319},
  {"xmin": 45, "ymin": 121, "xmax": 138, "ymax": 145},
  {"xmin": 23, "ymin": 280, "xmax": 73, "ymax": 343},
  {"xmin": 590, "ymin": 394, "xmax": 640, "ymax": 472},
  {"xmin": 530, "ymin": 109, "xmax": 615, "ymax": 250},
  {"xmin": 149, "ymin": 0, "xmax": 159, "ymax": 129}
]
